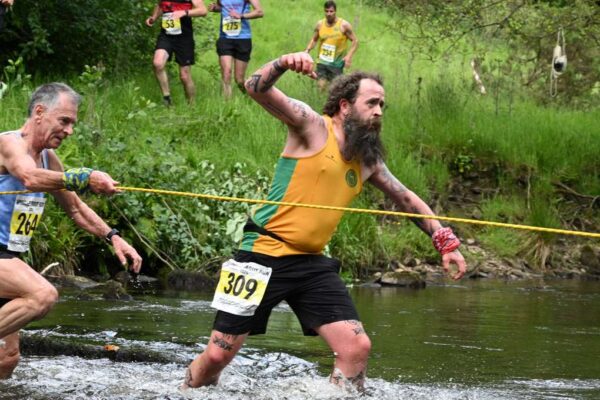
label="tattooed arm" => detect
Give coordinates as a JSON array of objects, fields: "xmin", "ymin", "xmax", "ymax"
[
  {"xmin": 368, "ymin": 162, "xmax": 467, "ymax": 279},
  {"xmin": 368, "ymin": 163, "xmax": 442, "ymax": 236},
  {"xmin": 245, "ymin": 52, "xmax": 322, "ymax": 133}
]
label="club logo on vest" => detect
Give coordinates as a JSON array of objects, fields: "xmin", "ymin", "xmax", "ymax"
[{"xmin": 345, "ymin": 169, "xmax": 358, "ymax": 187}]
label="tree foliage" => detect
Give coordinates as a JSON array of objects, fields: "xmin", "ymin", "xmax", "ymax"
[
  {"xmin": 367, "ymin": 0, "xmax": 600, "ymax": 107},
  {"xmin": 0, "ymin": 0, "xmax": 156, "ymax": 75}
]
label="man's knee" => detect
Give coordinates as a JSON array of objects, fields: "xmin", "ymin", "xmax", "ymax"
[
  {"xmin": 153, "ymin": 57, "xmax": 167, "ymax": 71},
  {"xmin": 30, "ymin": 285, "xmax": 58, "ymax": 319},
  {"xmin": 204, "ymin": 346, "xmax": 236, "ymax": 368},
  {"xmin": 339, "ymin": 334, "xmax": 371, "ymax": 362},
  {"xmin": 179, "ymin": 68, "xmax": 193, "ymax": 83}
]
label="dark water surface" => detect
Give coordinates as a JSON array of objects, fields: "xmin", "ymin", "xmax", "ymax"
[{"xmin": 1, "ymin": 279, "xmax": 599, "ymax": 399}]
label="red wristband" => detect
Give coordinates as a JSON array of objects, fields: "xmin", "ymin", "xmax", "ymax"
[{"xmin": 432, "ymin": 227, "xmax": 461, "ymax": 255}]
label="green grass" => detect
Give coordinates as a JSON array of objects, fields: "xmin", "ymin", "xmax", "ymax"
[{"xmin": 0, "ymin": 0, "xmax": 598, "ymax": 276}]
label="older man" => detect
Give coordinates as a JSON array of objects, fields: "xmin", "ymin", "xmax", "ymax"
[
  {"xmin": 0, "ymin": 82, "xmax": 142, "ymax": 378},
  {"xmin": 183, "ymin": 52, "xmax": 466, "ymax": 391}
]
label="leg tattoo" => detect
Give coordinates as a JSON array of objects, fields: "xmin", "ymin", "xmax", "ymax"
[
  {"xmin": 345, "ymin": 320, "xmax": 366, "ymax": 335},
  {"xmin": 212, "ymin": 334, "xmax": 238, "ymax": 351},
  {"xmin": 331, "ymin": 368, "xmax": 366, "ymax": 391}
]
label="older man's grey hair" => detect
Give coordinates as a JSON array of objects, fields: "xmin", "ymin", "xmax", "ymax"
[{"xmin": 27, "ymin": 82, "xmax": 82, "ymax": 117}]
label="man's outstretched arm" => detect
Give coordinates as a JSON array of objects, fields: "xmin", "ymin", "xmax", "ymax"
[{"xmin": 368, "ymin": 162, "xmax": 467, "ymax": 280}]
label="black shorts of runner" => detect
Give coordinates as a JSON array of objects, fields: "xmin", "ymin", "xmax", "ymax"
[
  {"xmin": 213, "ymin": 250, "xmax": 360, "ymax": 337},
  {"xmin": 216, "ymin": 38, "xmax": 252, "ymax": 63},
  {"xmin": 0, "ymin": 247, "xmax": 20, "ymax": 308},
  {"xmin": 316, "ymin": 63, "xmax": 344, "ymax": 82},
  {"xmin": 0, "ymin": 246, "xmax": 20, "ymax": 260},
  {"xmin": 155, "ymin": 32, "xmax": 195, "ymax": 66}
]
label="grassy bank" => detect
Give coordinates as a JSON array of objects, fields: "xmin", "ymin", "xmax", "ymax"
[{"xmin": 0, "ymin": 0, "xmax": 598, "ymax": 279}]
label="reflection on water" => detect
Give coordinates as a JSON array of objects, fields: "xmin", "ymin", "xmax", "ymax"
[{"xmin": 1, "ymin": 280, "xmax": 599, "ymax": 399}]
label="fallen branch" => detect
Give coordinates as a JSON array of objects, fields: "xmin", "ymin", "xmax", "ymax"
[
  {"xmin": 552, "ymin": 181, "xmax": 599, "ymax": 209},
  {"xmin": 40, "ymin": 262, "xmax": 60, "ymax": 276}
]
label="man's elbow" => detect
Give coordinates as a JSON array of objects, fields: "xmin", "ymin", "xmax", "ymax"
[
  {"xmin": 21, "ymin": 176, "xmax": 37, "ymax": 191},
  {"xmin": 254, "ymin": 9, "xmax": 264, "ymax": 18}
]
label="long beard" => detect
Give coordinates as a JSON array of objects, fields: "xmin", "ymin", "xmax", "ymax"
[{"xmin": 342, "ymin": 112, "xmax": 385, "ymax": 168}]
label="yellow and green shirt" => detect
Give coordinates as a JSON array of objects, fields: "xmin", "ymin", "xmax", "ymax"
[
  {"xmin": 240, "ymin": 116, "xmax": 362, "ymax": 257},
  {"xmin": 316, "ymin": 18, "xmax": 348, "ymax": 69}
]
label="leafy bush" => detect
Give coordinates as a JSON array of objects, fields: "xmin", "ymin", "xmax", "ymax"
[{"xmin": 0, "ymin": 0, "xmax": 156, "ymax": 74}]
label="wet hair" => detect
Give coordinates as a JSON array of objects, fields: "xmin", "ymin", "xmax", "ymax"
[
  {"xmin": 27, "ymin": 82, "xmax": 81, "ymax": 117},
  {"xmin": 322, "ymin": 71, "xmax": 384, "ymax": 117},
  {"xmin": 324, "ymin": 1, "xmax": 336, "ymax": 11}
]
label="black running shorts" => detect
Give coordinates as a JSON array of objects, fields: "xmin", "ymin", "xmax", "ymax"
[
  {"xmin": 213, "ymin": 250, "xmax": 360, "ymax": 336},
  {"xmin": 0, "ymin": 248, "xmax": 19, "ymax": 307},
  {"xmin": 316, "ymin": 63, "xmax": 344, "ymax": 81},
  {"xmin": 155, "ymin": 32, "xmax": 195, "ymax": 66},
  {"xmin": 0, "ymin": 247, "xmax": 20, "ymax": 259},
  {"xmin": 216, "ymin": 38, "xmax": 252, "ymax": 62}
]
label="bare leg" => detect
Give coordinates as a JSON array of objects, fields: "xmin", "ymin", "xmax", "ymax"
[
  {"xmin": 0, "ymin": 258, "xmax": 58, "ymax": 338},
  {"xmin": 233, "ymin": 58, "xmax": 249, "ymax": 94},
  {"xmin": 315, "ymin": 320, "xmax": 371, "ymax": 391},
  {"xmin": 184, "ymin": 329, "xmax": 248, "ymax": 388},
  {"xmin": 152, "ymin": 49, "xmax": 171, "ymax": 98},
  {"xmin": 219, "ymin": 55, "xmax": 234, "ymax": 99},
  {"xmin": 0, "ymin": 332, "xmax": 20, "ymax": 379},
  {"xmin": 179, "ymin": 65, "xmax": 196, "ymax": 104}
]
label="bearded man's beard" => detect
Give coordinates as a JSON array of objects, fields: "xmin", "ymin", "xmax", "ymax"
[{"xmin": 341, "ymin": 111, "xmax": 385, "ymax": 168}]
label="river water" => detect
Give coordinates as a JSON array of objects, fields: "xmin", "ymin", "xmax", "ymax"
[{"xmin": 1, "ymin": 279, "xmax": 599, "ymax": 399}]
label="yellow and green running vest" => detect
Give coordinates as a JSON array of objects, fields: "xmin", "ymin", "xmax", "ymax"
[
  {"xmin": 316, "ymin": 18, "xmax": 348, "ymax": 69},
  {"xmin": 240, "ymin": 116, "xmax": 362, "ymax": 257}
]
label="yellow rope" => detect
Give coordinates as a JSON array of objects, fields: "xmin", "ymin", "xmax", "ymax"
[{"xmin": 2, "ymin": 186, "xmax": 599, "ymax": 239}]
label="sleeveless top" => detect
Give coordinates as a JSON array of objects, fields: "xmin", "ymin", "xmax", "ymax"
[
  {"xmin": 218, "ymin": 0, "xmax": 252, "ymax": 39},
  {"xmin": 159, "ymin": 0, "xmax": 194, "ymax": 37},
  {"xmin": 240, "ymin": 116, "xmax": 362, "ymax": 257},
  {"xmin": 316, "ymin": 18, "xmax": 348, "ymax": 68},
  {"xmin": 0, "ymin": 130, "xmax": 48, "ymax": 252}
]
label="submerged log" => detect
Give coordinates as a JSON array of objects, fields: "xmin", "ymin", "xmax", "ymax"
[{"xmin": 20, "ymin": 334, "xmax": 186, "ymax": 365}]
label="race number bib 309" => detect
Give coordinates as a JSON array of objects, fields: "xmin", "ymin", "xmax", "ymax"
[
  {"xmin": 211, "ymin": 259, "xmax": 272, "ymax": 316},
  {"xmin": 222, "ymin": 16, "xmax": 241, "ymax": 37},
  {"xmin": 162, "ymin": 12, "xmax": 182, "ymax": 35},
  {"xmin": 319, "ymin": 43, "xmax": 336, "ymax": 63},
  {"xmin": 8, "ymin": 195, "xmax": 46, "ymax": 252}
]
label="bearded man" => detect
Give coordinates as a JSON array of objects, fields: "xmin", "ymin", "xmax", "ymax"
[{"xmin": 183, "ymin": 52, "xmax": 467, "ymax": 391}]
